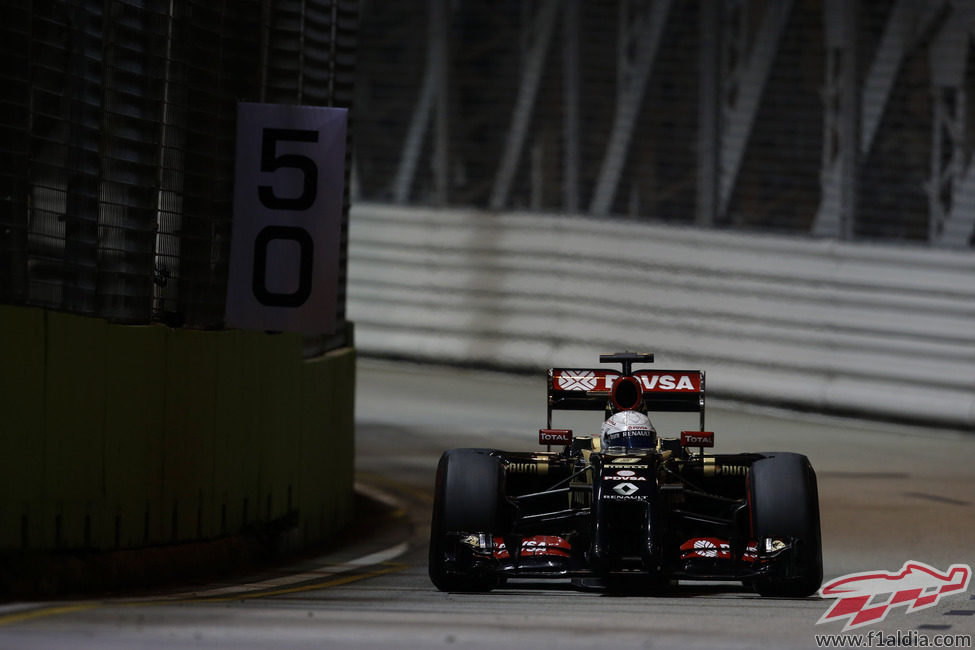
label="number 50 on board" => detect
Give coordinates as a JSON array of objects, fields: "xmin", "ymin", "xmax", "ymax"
[{"xmin": 226, "ymin": 102, "xmax": 347, "ymax": 335}]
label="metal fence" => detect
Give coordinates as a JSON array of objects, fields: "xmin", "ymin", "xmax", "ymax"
[
  {"xmin": 0, "ymin": 0, "xmax": 356, "ymax": 342},
  {"xmin": 353, "ymin": 0, "xmax": 975, "ymax": 248}
]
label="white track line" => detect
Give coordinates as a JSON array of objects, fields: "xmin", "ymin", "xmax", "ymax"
[
  {"xmin": 178, "ymin": 541, "xmax": 410, "ymax": 599},
  {"xmin": 123, "ymin": 483, "xmax": 411, "ymax": 602}
]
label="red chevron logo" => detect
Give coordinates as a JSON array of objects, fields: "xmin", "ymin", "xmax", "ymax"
[{"xmin": 817, "ymin": 561, "xmax": 971, "ymax": 631}]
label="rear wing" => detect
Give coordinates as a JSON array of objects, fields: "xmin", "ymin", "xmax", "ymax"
[{"xmin": 547, "ymin": 368, "xmax": 705, "ymax": 430}]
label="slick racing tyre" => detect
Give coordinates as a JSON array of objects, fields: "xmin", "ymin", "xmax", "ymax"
[
  {"xmin": 748, "ymin": 452, "xmax": 823, "ymax": 597},
  {"xmin": 428, "ymin": 448, "xmax": 502, "ymax": 592}
]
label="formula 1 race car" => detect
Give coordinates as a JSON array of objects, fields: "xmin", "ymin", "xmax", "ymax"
[{"xmin": 429, "ymin": 352, "xmax": 822, "ymax": 596}]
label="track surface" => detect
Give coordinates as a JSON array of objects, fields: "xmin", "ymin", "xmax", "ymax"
[{"xmin": 1, "ymin": 360, "xmax": 973, "ymax": 649}]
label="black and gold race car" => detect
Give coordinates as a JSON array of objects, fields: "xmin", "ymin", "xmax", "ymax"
[{"xmin": 429, "ymin": 352, "xmax": 822, "ymax": 595}]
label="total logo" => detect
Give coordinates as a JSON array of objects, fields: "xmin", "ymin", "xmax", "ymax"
[
  {"xmin": 680, "ymin": 431, "xmax": 715, "ymax": 447},
  {"xmin": 538, "ymin": 429, "xmax": 573, "ymax": 445}
]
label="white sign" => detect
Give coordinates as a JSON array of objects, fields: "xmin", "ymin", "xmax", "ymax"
[{"xmin": 226, "ymin": 102, "xmax": 347, "ymax": 334}]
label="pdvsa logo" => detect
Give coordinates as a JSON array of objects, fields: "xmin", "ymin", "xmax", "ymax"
[{"xmin": 817, "ymin": 561, "xmax": 972, "ymax": 631}]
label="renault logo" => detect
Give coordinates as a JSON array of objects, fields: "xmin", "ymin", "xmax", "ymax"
[{"xmin": 613, "ymin": 482, "xmax": 639, "ymax": 497}]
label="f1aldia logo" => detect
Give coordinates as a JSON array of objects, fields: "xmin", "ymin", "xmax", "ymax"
[{"xmin": 817, "ymin": 561, "xmax": 971, "ymax": 631}]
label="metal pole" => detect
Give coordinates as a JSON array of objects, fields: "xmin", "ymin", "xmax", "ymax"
[
  {"xmin": 562, "ymin": 0, "xmax": 580, "ymax": 214},
  {"xmin": 696, "ymin": 0, "xmax": 719, "ymax": 227},
  {"xmin": 431, "ymin": 0, "xmax": 449, "ymax": 206}
]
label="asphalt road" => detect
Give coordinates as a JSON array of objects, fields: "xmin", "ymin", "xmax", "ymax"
[{"xmin": 1, "ymin": 359, "xmax": 973, "ymax": 649}]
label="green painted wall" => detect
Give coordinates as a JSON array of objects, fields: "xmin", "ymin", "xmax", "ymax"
[{"xmin": 0, "ymin": 304, "xmax": 355, "ymax": 551}]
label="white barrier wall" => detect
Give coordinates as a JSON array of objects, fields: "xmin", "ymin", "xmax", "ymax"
[{"xmin": 348, "ymin": 203, "xmax": 975, "ymax": 429}]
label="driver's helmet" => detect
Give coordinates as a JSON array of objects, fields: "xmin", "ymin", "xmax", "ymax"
[{"xmin": 600, "ymin": 411, "xmax": 656, "ymax": 450}]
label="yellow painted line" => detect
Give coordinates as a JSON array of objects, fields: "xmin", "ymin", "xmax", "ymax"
[
  {"xmin": 163, "ymin": 562, "xmax": 409, "ymax": 604},
  {"xmin": 0, "ymin": 481, "xmax": 413, "ymax": 620},
  {"xmin": 132, "ymin": 541, "xmax": 410, "ymax": 602},
  {"xmin": 0, "ymin": 603, "xmax": 98, "ymax": 627},
  {"xmin": 396, "ymin": 483, "xmax": 434, "ymax": 504},
  {"xmin": 357, "ymin": 474, "xmax": 433, "ymax": 504},
  {"xmin": 0, "ymin": 562, "xmax": 409, "ymax": 624}
]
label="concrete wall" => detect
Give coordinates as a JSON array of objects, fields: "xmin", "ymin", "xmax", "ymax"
[
  {"xmin": 0, "ymin": 304, "xmax": 355, "ymax": 551},
  {"xmin": 348, "ymin": 203, "xmax": 975, "ymax": 430}
]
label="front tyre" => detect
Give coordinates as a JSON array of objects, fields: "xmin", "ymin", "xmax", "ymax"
[
  {"xmin": 748, "ymin": 452, "xmax": 823, "ymax": 597},
  {"xmin": 428, "ymin": 448, "xmax": 502, "ymax": 592}
]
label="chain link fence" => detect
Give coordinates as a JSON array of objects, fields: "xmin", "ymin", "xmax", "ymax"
[
  {"xmin": 353, "ymin": 0, "xmax": 975, "ymax": 248},
  {"xmin": 0, "ymin": 0, "xmax": 356, "ymax": 344}
]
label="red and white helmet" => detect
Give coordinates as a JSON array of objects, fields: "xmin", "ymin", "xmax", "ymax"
[{"xmin": 600, "ymin": 411, "xmax": 656, "ymax": 450}]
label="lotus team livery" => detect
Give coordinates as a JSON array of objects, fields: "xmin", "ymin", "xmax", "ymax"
[{"xmin": 429, "ymin": 352, "xmax": 823, "ymax": 595}]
